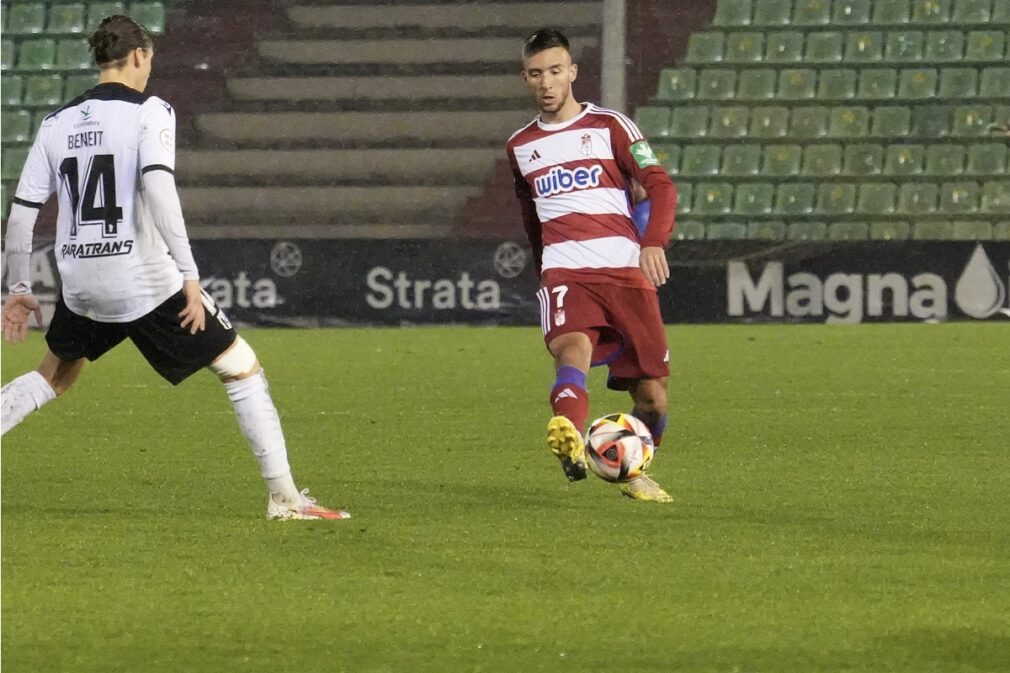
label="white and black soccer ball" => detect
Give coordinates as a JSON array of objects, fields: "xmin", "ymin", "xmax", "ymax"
[{"xmin": 584, "ymin": 413, "xmax": 655, "ymax": 483}]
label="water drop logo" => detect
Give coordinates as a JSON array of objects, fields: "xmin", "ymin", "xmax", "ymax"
[{"xmin": 954, "ymin": 244, "xmax": 1007, "ymax": 319}]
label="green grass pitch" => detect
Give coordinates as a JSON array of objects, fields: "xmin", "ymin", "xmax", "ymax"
[{"xmin": 2, "ymin": 324, "xmax": 1009, "ymax": 673}]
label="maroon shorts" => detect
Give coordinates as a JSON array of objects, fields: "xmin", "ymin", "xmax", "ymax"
[{"xmin": 535, "ymin": 282, "xmax": 669, "ymax": 390}]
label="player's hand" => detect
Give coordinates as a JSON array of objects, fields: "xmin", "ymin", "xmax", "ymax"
[
  {"xmin": 640, "ymin": 246, "xmax": 670, "ymax": 287},
  {"xmin": 2, "ymin": 293, "xmax": 43, "ymax": 344},
  {"xmin": 178, "ymin": 279, "xmax": 206, "ymax": 334}
]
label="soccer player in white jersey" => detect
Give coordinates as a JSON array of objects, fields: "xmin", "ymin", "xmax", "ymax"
[
  {"xmin": 1, "ymin": 16, "xmax": 349, "ymax": 521},
  {"xmin": 507, "ymin": 29, "xmax": 678, "ymax": 502}
]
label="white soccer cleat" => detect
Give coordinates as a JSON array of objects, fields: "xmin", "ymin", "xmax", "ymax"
[
  {"xmin": 266, "ymin": 489, "xmax": 351, "ymax": 521},
  {"xmin": 619, "ymin": 475, "xmax": 673, "ymax": 503}
]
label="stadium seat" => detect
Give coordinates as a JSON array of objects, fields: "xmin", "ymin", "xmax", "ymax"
[
  {"xmin": 869, "ymin": 221, "xmax": 911, "ymax": 239},
  {"xmin": 694, "ymin": 183, "xmax": 734, "ymax": 214},
  {"xmin": 818, "ymin": 69, "xmax": 857, "ymax": 99},
  {"xmin": 753, "ymin": 0, "xmax": 791, "ymax": 25},
  {"xmin": 734, "ymin": 183, "xmax": 775, "ymax": 215},
  {"xmin": 872, "ymin": 106, "xmax": 911, "ymax": 135},
  {"xmin": 965, "ymin": 32, "xmax": 1005, "ymax": 62},
  {"xmin": 912, "ymin": 0, "xmax": 952, "ymax": 24},
  {"xmin": 858, "ymin": 183, "xmax": 898, "ymax": 213},
  {"xmin": 951, "ymin": 104, "xmax": 990, "ymax": 136},
  {"xmin": 686, "ymin": 32, "xmax": 725, "ymax": 63},
  {"xmin": 845, "ymin": 32, "xmax": 883, "ymax": 62},
  {"xmin": 794, "ymin": 0, "xmax": 831, "ymax": 25},
  {"xmin": 725, "ymin": 33, "xmax": 764, "ymax": 62},
  {"xmin": 788, "ymin": 221, "xmax": 827, "ymax": 240},
  {"xmin": 714, "ymin": 0, "xmax": 753, "ymax": 26},
  {"xmin": 1, "ymin": 147, "xmax": 30, "ymax": 180},
  {"xmin": 765, "ymin": 32, "xmax": 804, "ymax": 61},
  {"xmin": 858, "ymin": 68, "xmax": 897, "ymax": 98},
  {"xmin": 681, "ymin": 145, "xmax": 721, "ymax": 176},
  {"xmin": 940, "ymin": 181, "xmax": 980, "ymax": 213},
  {"xmin": 653, "ymin": 144, "xmax": 680, "ymax": 175},
  {"xmin": 951, "ymin": 220, "xmax": 992, "ymax": 239},
  {"xmin": 747, "ymin": 220, "xmax": 786, "ymax": 239},
  {"xmin": 669, "ymin": 107, "xmax": 709, "ymax": 137},
  {"xmin": 828, "ymin": 222, "xmax": 869, "ymax": 240},
  {"xmin": 1, "ymin": 39, "xmax": 14, "ymax": 70},
  {"xmin": 657, "ymin": 68, "xmax": 696, "ymax": 100},
  {"xmin": 885, "ymin": 145, "xmax": 925, "ymax": 175},
  {"xmin": 817, "ymin": 183, "xmax": 857, "ymax": 214},
  {"xmin": 980, "ymin": 181, "xmax": 1010, "ymax": 212},
  {"xmin": 980, "ymin": 68, "xmax": 1010, "ymax": 98},
  {"xmin": 995, "ymin": 1, "xmax": 1010, "ymax": 21},
  {"xmin": 8, "ymin": 3, "xmax": 46, "ymax": 34},
  {"xmin": 710, "ymin": 107, "xmax": 749, "ymax": 137},
  {"xmin": 965, "ymin": 143, "xmax": 1006, "ymax": 175},
  {"xmin": 674, "ymin": 220, "xmax": 705, "ymax": 240},
  {"xmin": 790, "ymin": 106, "xmax": 829, "ymax": 138},
  {"xmin": 764, "ymin": 144, "xmax": 802, "ymax": 176},
  {"xmin": 899, "ymin": 69, "xmax": 938, "ymax": 98},
  {"xmin": 939, "ymin": 68, "xmax": 977, "ymax": 98},
  {"xmin": 992, "ymin": 222, "xmax": 1010, "ymax": 240},
  {"xmin": 833, "ymin": 0, "xmax": 872, "ymax": 24},
  {"xmin": 885, "ymin": 31, "xmax": 924, "ymax": 62},
  {"xmin": 722, "ymin": 144, "xmax": 762, "ymax": 175},
  {"xmin": 803, "ymin": 144, "xmax": 843, "ymax": 175},
  {"xmin": 911, "ymin": 105, "xmax": 950, "ymax": 136},
  {"xmin": 806, "ymin": 32, "xmax": 844, "ymax": 62},
  {"xmin": 829, "ymin": 106, "xmax": 869, "ymax": 136},
  {"xmin": 898, "ymin": 183, "xmax": 939, "ymax": 213},
  {"xmin": 749, "ymin": 106, "xmax": 789, "ymax": 138},
  {"xmin": 737, "ymin": 69, "xmax": 776, "ymax": 99},
  {"xmin": 48, "ymin": 4, "xmax": 86, "ymax": 34},
  {"xmin": 913, "ymin": 221, "xmax": 954, "ymax": 239},
  {"xmin": 634, "ymin": 107, "xmax": 671, "ymax": 138},
  {"xmin": 778, "ymin": 69, "xmax": 816, "ymax": 99},
  {"xmin": 16, "ymin": 38, "xmax": 56, "ymax": 69},
  {"xmin": 953, "ymin": 0, "xmax": 991, "ymax": 22},
  {"xmin": 844, "ymin": 144, "xmax": 884, "ymax": 175},
  {"xmin": 926, "ymin": 144, "xmax": 966, "ymax": 175},
  {"xmin": 2, "ymin": 75, "xmax": 24, "ymax": 105},
  {"xmin": 130, "ymin": 2, "xmax": 166, "ymax": 34},
  {"xmin": 874, "ymin": 0, "xmax": 911, "ymax": 23},
  {"xmin": 698, "ymin": 70, "xmax": 737, "ymax": 99},
  {"xmin": 64, "ymin": 72, "xmax": 96, "ymax": 97},
  {"xmin": 57, "ymin": 39, "xmax": 92, "ymax": 69},
  {"xmin": 775, "ymin": 183, "xmax": 815, "ymax": 214},
  {"xmin": 707, "ymin": 222, "xmax": 748, "ymax": 239},
  {"xmin": 87, "ymin": 3, "xmax": 126, "ymax": 28},
  {"xmin": 926, "ymin": 31, "xmax": 964, "ymax": 61},
  {"xmin": 1, "ymin": 110, "xmax": 32, "ymax": 143},
  {"xmin": 677, "ymin": 183, "xmax": 693, "ymax": 214},
  {"xmin": 23, "ymin": 74, "xmax": 63, "ymax": 106}
]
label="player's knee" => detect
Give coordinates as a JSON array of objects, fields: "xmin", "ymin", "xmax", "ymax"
[
  {"xmin": 40, "ymin": 360, "xmax": 84, "ymax": 396},
  {"xmin": 209, "ymin": 336, "xmax": 261, "ymax": 381}
]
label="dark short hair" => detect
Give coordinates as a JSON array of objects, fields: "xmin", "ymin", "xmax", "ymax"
[
  {"xmin": 88, "ymin": 15, "xmax": 153, "ymax": 67},
  {"xmin": 522, "ymin": 28, "xmax": 571, "ymax": 59}
]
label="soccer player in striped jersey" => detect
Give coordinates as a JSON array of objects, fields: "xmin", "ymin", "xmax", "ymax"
[
  {"xmin": 507, "ymin": 28, "xmax": 678, "ymax": 502},
  {"xmin": 1, "ymin": 16, "xmax": 349, "ymax": 520}
]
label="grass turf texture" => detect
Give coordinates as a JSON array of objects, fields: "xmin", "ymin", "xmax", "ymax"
[{"xmin": 2, "ymin": 324, "xmax": 1008, "ymax": 673}]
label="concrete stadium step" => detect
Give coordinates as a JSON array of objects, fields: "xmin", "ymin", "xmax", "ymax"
[
  {"xmin": 176, "ymin": 148, "xmax": 499, "ymax": 183},
  {"xmin": 287, "ymin": 2, "xmax": 602, "ymax": 31},
  {"xmin": 227, "ymin": 75, "xmax": 526, "ymax": 101},
  {"xmin": 195, "ymin": 110, "xmax": 534, "ymax": 145}
]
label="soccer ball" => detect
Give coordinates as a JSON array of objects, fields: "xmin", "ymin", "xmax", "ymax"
[{"xmin": 584, "ymin": 413, "xmax": 655, "ymax": 483}]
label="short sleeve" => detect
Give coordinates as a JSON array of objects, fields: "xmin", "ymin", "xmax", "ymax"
[
  {"xmin": 138, "ymin": 97, "xmax": 176, "ymax": 174},
  {"xmin": 13, "ymin": 126, "xmax": 56, "ymax": 207}
]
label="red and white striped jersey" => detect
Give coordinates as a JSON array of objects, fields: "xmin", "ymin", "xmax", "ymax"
[{"xmin": 507, "ymin": 102, "xmax": 675, "ymax": 290}]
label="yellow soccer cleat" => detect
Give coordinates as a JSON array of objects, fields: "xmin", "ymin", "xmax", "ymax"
[
  {"xmin": 620, "ymin": 475, "xmax": 673, "ymax": 503},
  {"xmin": 546, "ymin": 415, "xmax": 588, "ymax": 482}
]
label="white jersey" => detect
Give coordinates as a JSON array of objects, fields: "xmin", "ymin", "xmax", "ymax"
[{"xmin": 13, "ymin": 82, "xmax": 183, "ymax": 322}]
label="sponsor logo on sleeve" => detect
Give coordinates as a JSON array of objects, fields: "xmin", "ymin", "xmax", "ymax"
[{"xmin": 630, "ymin": 141, "xmax": 660, "ymax": 169}]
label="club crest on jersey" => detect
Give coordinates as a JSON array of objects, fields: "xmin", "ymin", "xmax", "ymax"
[
  {"xmin": 580, "ymin": 133, "xmax": 593, "ymax": 156},
  {"xmin": 533, "ymin": 165, "xmax": 604, "ymax": 198}
]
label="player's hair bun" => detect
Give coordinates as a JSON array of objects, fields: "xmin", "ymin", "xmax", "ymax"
[{"xmin": 87, "ymin": 15, "xmax": 152, "ymax": 66}]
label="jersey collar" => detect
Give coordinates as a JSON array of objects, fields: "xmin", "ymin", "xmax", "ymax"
[{"xmin": 537, "ymin": 102, "xmax": 592, "ymax": 132}]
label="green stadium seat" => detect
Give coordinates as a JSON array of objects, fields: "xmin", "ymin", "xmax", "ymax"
[
  {"xmin": 57, "ymin": 39, "xmax": 92, "ymax": 69},
  {"xmin": 845, "ymin": 31, "xmax": 883, "ymax": 62},
  {"xmin": 710, "ymin": 106, "xmax": 749, "ymax": 137},
  {"xmin": 763, "ymin": 144, "xmax": 802, "ymax": 176},
  {"xmin": 817, "ymin": 183, "xmax": 857, "ymax": 214},
  {"xmin": 737, "ymin": 69, "xmax": 776, "ymax": 99},
  {"xmin": 858, "ymin": 183, "xmax": 898, "ymax": 213},
  {"xmin": 653, "ymin": 144, "xmax": 680, "ymax": 175},
  {"xmin": 725, "ymin": 33, "xmax": 763, "ymax": 62},
  {"xmin": 669, "ymin": 107, "xmax": 709, "ymax": 137},
  {"xmin": 23, "ymin": 73, "xmax": 63, "ymax": 106},
  {"xmin": 872, "ymin": 106, "xmax": 911, "ymax": 135},
  {"xmin": 130, "ymin": 2, "xmax": 166, "ymax": 34},
  {"xmin": 951, "ymin": 220, "xmax": 992, "ymax": 239},
  {"xmin": 992, "ymin": 105, "xmax": 1010, "ymax": 130},
  {"xmin": 794, "ymin": 0, "xmax": 831, "ymax": 25},
  {"xmin": 16, "ymin": 38, "xmax": 56, "ymax": 69},
  {"xmin": 694, "ymin": 182, "xmax": 734, "ymax": 214},
  {"xmin": 657, "ymin": 68, "xmax": 696, "ymax": 100},
  {"xmin": 951, "ymin": 104, "xmax": 991, "ymax": 136},
  {"xmin": 885, "ymin": 145, "xmax": 925, "ymax": 175},
  {"xmin": 747, "ymin": 220, "xmax": 786, "ymax": 239},
  {"xmin": 828, "ymin": 222, "xmax": 869, "ymax": 240},
  {"xmin": 874, "ymin": 0, "xmax": 911, "ymax": 23},
  {"xmin": 64, "ymin": 72, "xmax": 97, "ymax": 97},
  {"xmin": 995, "ymin": 1, "xmax": 1010, "ymax": 21},
  {"xmin": 885, "ymin": 31, "xmax": 924, "ymax": 62},
  {"xmin": 992, "ymin": 222, "xmax": 1010, "ymax": 240},
  {"xmin": 765, "ymin": 32, "xmax": 804, "ymax": 61},
  {"xmin": 775, "ymin": 183, "xmax": 815, "ymax": 214},
  {"xmin": 870, "ymin": 221, "xmax": 911, "ymax": 239},
  {"xmin": 2, "ymin": 147, "xmax": 30, "ymax": 181},
  {"xmin": 980, "ymin": 68, "xmax": 1010, "ymax": 98},
  {"xmin": 966, "ymin": 143, "xmax": 1006, "ymax": 175},
  {"xmin": 48, "ymin": 3, "xmax": 87, "ymax": 34},
  {"xmin": 833, "ymin": 0, "xmax": 872, "ymax": 24},
  {"xmin": 714, "ymin": 0, "xmax": 753, "ymax": 26},
  {"xmin": 939, "ymin": 68, "xmax": 978, "ymax": 98},
  {"xmin": 898, "ymin": 69, "xmax": 938, "ymax": 99},
  {"xmin": 845, "ymin": 144, "xmax": 884, "ymax": 175},
  {"xmin": 788, "ymin": 221, "xmax": 828, "ymax": 240},
  {"xmin": 677, "ymin": 183, "xmax": 693, "ymax": 214},
  {"xmin": 926, "ymin": 144, "xmax": 965, "ymax": 175},
  {"xmin": 674, "ymin": 220, "xmax": 705, "ymax": 240},
  {"xmin": 981, "ymin": 181, "xmax": 1010, "ymax": 212},
  {"xmin": 913, "ymin": 221, "xmax": 954, "ymax": 239},
  {"xmin": 790, "ymin": 106, "xmax": 829, "ymax": 138},
  {"xmin": 8, "ymin": 3, "xmax": 46, "ymax": 35},
  {"xmin": 31, "ymin": 109, "xmax": 49, "ymax": 135},
  {"xmin": 926, "ymin": 31, "xmax": 964, "ymax": 61},
  {"xmin": 818, "ymin": 69, "xmax": 857, "ymax": 99},
  {"xmin": 2, "ymin": 75, "xmax": 24, "ymax": 105},
  {"xmin": 707, "ymin": 222, "xmax": 748, "ymax": 239},
  {"xmin": 722, "ymin": 144, "xmax": 762, "ymax": 175},
  {"xmin": 898, "ymin": 183, "xmax": 939, "ymax": 213},
  {"xmin": 858, "ymin": 68, "xmax": 897, "ymax": 98},
  {"xmin": 830, "ymin": 106, "xmax": 869, "ymax": 136},
  {"xmin": 965, "ymin": 32, "xmax": 1005, "ymax": 62},
  {"xmin": 749, "ymin": 106, "xmax": 789, "ymax": 138},
  {"xmin": 1, "ymin": 110, "xmax": 32, "ymax": 143},
  {"xmin": 806, "ymin": 32, "xmax": 843, "ymax": 62},
  {"xmin": 911, "ymin": 105, "xmax": 950, "ymax": 136},
  {"xmin": 940, "ymin": 181, "xmax": 980, "ymax": 213},
  {"xmin": 953, "ymin": 0, "xmax": 992, "ymax": 22},
  {"xmin": 1, "ymin": 40, "xmax": 14, "ymax": 70},
  {"xmin": 778, "ymin": 69, "xmax": 816, "ymax": 99},
  {"xmin": 697, "ymin": 70, "xmax": 736, "ymax": 99},
  {"xmin": 681, "ymin": 145, "xmax": 721, "ymax": 176},
  {"xmin": 686, "ymin": 32, "xmax": 725, "ymax": 63},
  {"xmin": 734, "ymin": 183, "xmax": 775, "ymax": 215},
  {"xmin": 803, "ymin": 144, "xmax": 843, "ymax": 175},
  {"xmin": 87, "ymin": 3, "xmax": 126, "ymax": 27},
  {"xmin": 753, "ymin": 0, "xmax": 791, "ymax": 25},
  {"xmin": 912, "ymin": 0, "xmax": 952, "ymax": 24},
  {"xmin": 634, "ymin": 106, "xmax": 671, "ymax": 138}
]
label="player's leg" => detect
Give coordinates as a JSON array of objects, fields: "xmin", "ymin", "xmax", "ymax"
[
  {"xmin": 546, "ymin": 331, "xmax": 594, "ymax": 481},
  {"xmin": 0, "ymin": 350, "xmax": 84, "ymax": 435},
  {"xmin": 628, "ymin": 377, "xmax": 668, "ymax": 448}
]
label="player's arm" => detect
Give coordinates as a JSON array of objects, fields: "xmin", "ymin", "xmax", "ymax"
[{"xmin": 508, "ymin": 149, "xmax": 543, "ymax": 278}]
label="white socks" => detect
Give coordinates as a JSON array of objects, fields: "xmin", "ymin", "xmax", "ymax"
[
  {"xmin": 1, "ymin": 371, "xmax": 56, "ymax": 436},
  {"xmin": 224, "ymin": 371, "xmax": 300, "ymax": 502}
]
